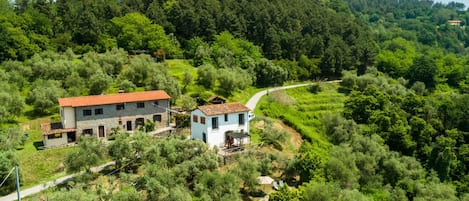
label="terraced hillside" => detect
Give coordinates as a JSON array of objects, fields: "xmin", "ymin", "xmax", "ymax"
[{"xmin": 257, "ymin": 83, "xmax": 346, "ymax": 152}]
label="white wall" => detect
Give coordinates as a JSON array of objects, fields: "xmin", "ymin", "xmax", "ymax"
[
  {"xmin": 191, "ymin": 110, "xmax": 250, "ymax": 148},
  {"xmin": 62, "ymin": 107, "xmax": 76, "ymax": 129},
  {"xmin": 190, "ymin": 109, "xmax": 208, "ymax": 143}
]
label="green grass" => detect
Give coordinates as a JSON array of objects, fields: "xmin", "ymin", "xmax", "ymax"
[
  {"xmin": 18, "ymin": 143, "xmax": 76, "ymax": 188},
  {"xmin": 167, "ymin": 59, "xmax": 198, "ymax": 80},
  {"xmin": 256, "ymin": 83, "xmax": 346, "ymax": 153}
]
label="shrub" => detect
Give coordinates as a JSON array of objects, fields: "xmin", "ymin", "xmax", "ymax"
[
  {"xmin": 268, "ymin": 91, "xmax": 296, "ymax": 106},
  {"xmin": 144, "ymin": 119, "xmax": 155, "ymax": 132},
  {"xmin": 308, "ymin": 83, "xmax": 322, "ymax": 94}
]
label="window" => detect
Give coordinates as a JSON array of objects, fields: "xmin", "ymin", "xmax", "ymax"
[
  {"xmin": 153, "ymin": 114, "xmax": 162, "ymax": 122},
  {"xmin": 193, "ymin": 115, "xmax": 198, "ymax": 123},
  {"xmin": 47, "ymin": 133, "xmax": 62, "ymax": 139},
  {"xmin": 137, "ymin": 102, "xmax": 145, "ymax": 108},
  {"xmin": 201, "ymin": 117, "xmax": 206, "ymax": 125},
  {"xmin": 116, "ymin": 103, "xmax": 125, "ymax": 110},
  {"xmin": 83, "ymin": 109, "xmax": 92, "ymax": 116},
  {"xmin": 224, "ymin": 114, "xmax": 228, "ymax": 122},
  {"xmin": 212, "ymin": 117, "xmax": 219, "ymax": 129},
  {"xmin": 154, "ymin": 101, "xmax": 159, "ymax": 105},
  {"xmin": 118, "ymin": 120, "xmax": 122, "ymax": 125},
  {"xmin": 136, "ymin": 118, "xmax": 145, "ymax": 127},
  {"xmin": 83, "ymin": 129, "xmax": 93, "ymax": 136},
  {"xmin": 239, "ymin": 113, "xmax": 245, "ymax": 125},
  {"xmin": 95, "ymin": 108, "xmax": 103, "ymax": 115}
]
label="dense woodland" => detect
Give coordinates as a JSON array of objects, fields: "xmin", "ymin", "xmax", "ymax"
[{"xmin": 1, "ymin": 0, "xmax": 469, "ymax": 200}]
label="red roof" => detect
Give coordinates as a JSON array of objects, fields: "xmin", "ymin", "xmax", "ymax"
[
  {"xmin": 197, "ymin": 102, "xmax": 250, "ymax": 116},
  {"xmin": 58, "ymin": 90, "xmax": 170, "ymax": 107}
]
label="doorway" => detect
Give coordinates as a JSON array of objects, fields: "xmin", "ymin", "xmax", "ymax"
[
  {"xmin": 126, "ymin": 121, "xmax": 132, "ymax": 131},
  {"xmin": 202, "ymin": 132, "xmax": 207, "ymax": 143},
  {"xmin": 98, "ymin": 126, "xmax": 105, "ymax": 137},
  {"xmin": 67, "ymin": 132, "xmax": 76, "ymax": 143}
]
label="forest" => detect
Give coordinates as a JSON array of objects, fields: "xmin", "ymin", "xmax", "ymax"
[{"xmin": 1, "ymin": 0, "xmax": 469, "ymax": 200}]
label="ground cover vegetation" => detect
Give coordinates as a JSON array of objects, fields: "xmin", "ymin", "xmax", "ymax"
[{"xmin": 1, "ymin": 0, "xmax": 469, "ymax": 200}]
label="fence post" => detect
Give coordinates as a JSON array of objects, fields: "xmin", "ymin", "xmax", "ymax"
[{"xmin": 16, "ymin": 165, "xmax": 20, "ymax": 201}]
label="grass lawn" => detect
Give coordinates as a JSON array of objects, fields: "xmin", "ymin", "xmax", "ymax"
[
  {"xmin": 18, "ymin": 142, "xmax": 76, "ymax": 188},
  {"xmin": 166, "ymin": 59, "xmax": 197, "ymax": 80},
  {"xmin": 256, "ymin": 82, "xmax": 346, "ymax": 154}
]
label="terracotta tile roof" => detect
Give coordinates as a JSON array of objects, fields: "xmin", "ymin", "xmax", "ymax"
[
  {"xmin": 41, "ymin": 123, "xmax": 76, "ymax": 135},
  {"xmin": 58, "ymin": 90, "xmax": 170, "ymax": 107},
  {"xmin": 197, "ymin": 102, "xmax": 250, "ymax": 116}
]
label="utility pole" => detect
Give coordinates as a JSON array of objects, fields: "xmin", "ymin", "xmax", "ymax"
[{"xmin": 15, "ymin": 165, "xmax": 20, "ymax": 201}]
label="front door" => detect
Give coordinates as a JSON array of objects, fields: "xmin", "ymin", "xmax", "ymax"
[
  {"xmin": 202, "ymin": 132, "xmax": 207, "ymax": 143},
  {"xmin": 98, "ymin": 126, "xmax": 105, "ymax": 137},
  {"xmin": 126, "ymin": 121, "xmax": 132, "ymax": 131}
]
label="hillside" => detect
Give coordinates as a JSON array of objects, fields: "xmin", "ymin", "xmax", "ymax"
[{"xmin": 1, "ymin": 0, "xmax": 469, "ymax": 200}]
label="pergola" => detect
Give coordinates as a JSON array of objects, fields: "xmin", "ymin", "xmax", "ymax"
[{"xmin": 225, "ymin": 131, "xmax": 249, "ymax": 149}]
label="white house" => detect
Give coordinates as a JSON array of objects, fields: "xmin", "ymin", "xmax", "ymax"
[{"xmin": 191, "ymin": 102, "xmax": 251, "ymax": 148}]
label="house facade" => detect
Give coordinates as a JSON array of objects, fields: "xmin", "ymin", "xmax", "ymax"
[
  {"xmin": 191, "ymin": 102, "xmax": 251, "ymax": 148},
  {"xmin": 41, "ymin": 90, "xmax": 170, "ymax": 148}
]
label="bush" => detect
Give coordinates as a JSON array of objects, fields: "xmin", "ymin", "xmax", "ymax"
[
  {"xmin": 119, "ymin": 80, "xmax": 136, "ymax": 92},
  {"xmin": 259, "ymin": 156, "xmax": 273, "ymax": 175},
  {"xmin": 259, "ymin": 127, "xmax": 287, "ymax": 150},
  {"xmin": 268, "ymin": 91, "xmax": 296, "ymax": 106},
  {"xmin": 256, "ymin": 118, "xmax": 288, "ymax": 150},
  {"xmin": 308, "ymin": 84, "xmax": 322, "ymax": 94},
  {"xmin": 144, "ymin": 119, "xmax": 155, "ymax": 132}
]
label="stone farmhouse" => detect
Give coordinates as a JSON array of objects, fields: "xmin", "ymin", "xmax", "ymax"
[
  {"xmin": 190, "ymin": 102, "xmax": 252, "ymax": 148},
  {"xmin": 41, "ymin": 90, "xmax": 170, "ymax": 148}
]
